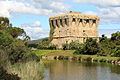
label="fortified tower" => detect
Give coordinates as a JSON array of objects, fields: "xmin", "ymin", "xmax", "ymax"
[{"xmin": 49, "ymin": 11, "xmax": 100, "ymax": 48}]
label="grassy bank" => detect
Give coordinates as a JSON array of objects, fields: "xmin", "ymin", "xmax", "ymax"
[
  {"xmin": 33, "ymin": 50, "xmax": 75, "ymax": 57},
  {"xmin": 7, "ymin": 61, "xmax": 44, "ymax": 80},
  {"xmin": 33, "ymin": 50, "xmax": 120, "ymax": 64}
]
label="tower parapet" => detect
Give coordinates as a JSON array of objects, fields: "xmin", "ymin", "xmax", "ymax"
[{"xmin": 49, "ymin": 11, "xmax": 100, "ymax": 48}]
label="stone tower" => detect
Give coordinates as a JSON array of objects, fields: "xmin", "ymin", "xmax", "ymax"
[{"xmin": 49, "ymin": 11, "xmax": 100, "ymax": 48}]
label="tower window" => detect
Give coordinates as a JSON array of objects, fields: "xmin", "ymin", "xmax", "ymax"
[
  {"xmin": 56, "ymin": 20, "xmax": 59, "ymax": 27},
  {"xmin": 86, "ymin": 19, "xmax": 89, "ymax": 23},
  {"xmin": 93, "ymin": 20, "xmax": 96, "ymax": 23},
  {"xmin": 83, "ymin": 30, "xmax": 85, "ymax": 32},
  {"xmin": 65, "ymin": 19, "xmax": 67, "ymax": 25},
  {"xmin": 72, "ymin": 18, "xmax": 76, "ymax": 22},
  {"xmin": 51, "ymin": 20, "xmax": 55, "ymax": 28},
  {"xmin": 60, "ymin": 19, "xmax": 63, "ymax": 26}
]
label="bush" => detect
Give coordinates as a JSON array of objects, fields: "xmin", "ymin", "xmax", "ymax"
[
  {"xmin": 74, "ymin": 38, "xmax": 99, "ymax": 55},
  {"xmin": 37, "ymin": 44, "xmax": 57, "ymax": 50},
  {"xmin": 98, "ymin": 58, "xmax": 106, "ymax": 62},
  {"xmin": 62, "ymin": 41, "xmax": 82, "ymax": 50},
  {"xmin": 64, "ymin": 56, "xmax": 69, "ymax": 60},
  {"xmin": 62, "ymin": 43, "xmax": 69, "ymax": 50},
  {"xmin": 0, "ymin": 66, "xmax": 20, "ymax": 80},
  {"xmin": 54, "ymin": 56, "xmax": 57, "ymax": 60},
  {"xmin": 69, "ymin": 41, "xmax": 81, "ymax": 50},
  {"xmin": 72, "ymin": 56, "xmax": 77, "ymax": 60},
  {"xmin": 81, "ymin": 57, "xmax": 92, "ymax": 61},
  {"xmin": 58, "ymin": 56, "xmax": 64, "ymax": 60}
]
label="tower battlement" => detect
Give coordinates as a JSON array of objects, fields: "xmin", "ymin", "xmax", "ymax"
[{"xmin": 49, "ymin": 11, "xmax": 100, "ymax": 48}]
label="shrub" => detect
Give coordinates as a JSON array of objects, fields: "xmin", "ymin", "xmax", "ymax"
[
  {"xmin": 62, "ymin": 41, "xmax": 82, "ymax": 50},
  {"xmin": 7, "ymin": 61, "xmax": 44, "ymax": 80},
  {"xmin": 64, "ymin": 56, "xmax": 69, "ymax": 60},
  {"xmin": 69, "ymin": 41, "xmax": 81, "ymax": 50},
  {"xmin": 37, "ymin": 44, "xmax": 57, "ymax": 50},
  {"xmin": 62, "ymin": 43, "xmax": 69, "ymax": 50},
  {"xmin": 78, "ymin": 57, "xmax": 81, "ymax": 61},
  {"xmin": 81, "ymin": 57, "xmax": 92, "ymax": 61},
  {"xmin": 58, "ymin": 56, "xmax": 64, "ymax": 60},
  {"xmin": 54, "ymin": 56, "xmax": 57, "ymax": 60},
  {"xmin": 0, "ymin": 66, "xmax": 20, "ymax": 80},
  {"xmin": 72, "ymin": 56, "xmax": 77, "ymax": 60},
  {"xmin": 74, "ymin": 38, "xmax": 99, "ymax": 55},
  {"xmin": 93, "ymin": 58, "xmax": 98, "ymax": 62},
  {"xmin": 106, "ymin": 59, "xmax": 113, "ymax": 63}
]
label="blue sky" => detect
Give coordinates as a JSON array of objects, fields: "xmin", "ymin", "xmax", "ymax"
[{"xmin": 0, "ymin": 0, "xmax": 120, "ymax": 40}]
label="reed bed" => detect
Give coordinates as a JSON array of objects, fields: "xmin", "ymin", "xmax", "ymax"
[{"xmin": 7, "ymin": 61, "xmax": 44, "ymax": 80}]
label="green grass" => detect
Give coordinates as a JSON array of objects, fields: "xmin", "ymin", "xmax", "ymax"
[
  {"xmin": 33, "ymin": 50, "xmax": 120, "ymax": 61},
  {"xmin": 7, "ymin": 61, "xmax": 44, "ymax": 80},
  {"xmin": 33, "ymin": 50, "xmax": 75, "ymax": 57},
  {"xmin": 33, "ymin": 50, "xmax": 62, "ymax": 57}
]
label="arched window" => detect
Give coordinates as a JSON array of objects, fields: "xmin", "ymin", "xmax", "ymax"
[
  {"xmin": 65, "ymin": 19, "xmax": 67, "ymax": 25},
  {"xmin": 51, "ymin": 20, "xmax": 55, "ymax": 28},
  {"xmin": 86, "ymin": 19, "xmax": 89, "ymax": 23},
  {"xmin": 56, "ymin": 20, "xmax": 59, "ymax": 27},
  {"xmin": 93, "ymin": 20, "xmax": 96, "ymax": 23},
  {"xmin": 72, "ymin": 18, "xmax": 76, "ymax": 22},
  {"xmin": 60, "ymin": 19, "xmax": 63, "ymax": 27},
  {"xmin": 80, "ymin": 19, "xmax": 82, "ymax": 22}
]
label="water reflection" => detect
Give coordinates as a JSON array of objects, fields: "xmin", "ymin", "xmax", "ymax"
[{"xmin": 43, "ymin": 60, "xmax": 120, "ymax": 80}]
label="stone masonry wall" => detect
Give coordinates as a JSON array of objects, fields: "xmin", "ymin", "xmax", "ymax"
[{"xmin": 49, "ymin": 11, "xmax": 100, "ymax": 48}]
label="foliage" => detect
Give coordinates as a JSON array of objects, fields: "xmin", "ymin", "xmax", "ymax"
[
  {"xmin": 0, "ymin": 17, "xmax": 40, "ymax": 79},
  {"xmin": 37, "ymin": 38, "xmax": 57, "ymax": 50},
  {"xmin": 0, "ymin": 17, "xmax": 9, "ymax": 27},
  {"xmin": 7, "ymin": 61, "xmax": 44, "ymax": 80},
  {"xmin": 5, "ymin": 27, "xmax": 25, "ymax": 38},
  {"xmin": 62, "ymin": 41, "xmax": 82, "ymax": 50},
  {"xmin": 97, "ymin": 35, "xmax": 115, "ymax": 56},
  {"xmin": 0, "ymin": 31, "xmax": 39, "ymax": 64},
  {"xmin": 0, "ymin": 17, "xmax": 39, "ymax": 64},
  {"xmin": 0, "ymin": 66, "xmax": 20, "ymax": 80},
  {"xmin": 38, "ymin": 44, "xmax": 57, "ymax": 50},
  {"xmin": 73, "ymin": 32, "xmax": 120, "ymax": 57},
  {"xmin": 111, "ymin": 31, "xmax": 120, "ymax": 41},
  {"xmin": 74, "ymin": 38, "xmax": 99, "ymax": 55},
  {"xmin": 97, "ymin": 32, "xmax": 120, "ymax": 57}
]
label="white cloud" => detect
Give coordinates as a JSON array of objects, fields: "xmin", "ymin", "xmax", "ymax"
[
  {"xmin": 73, "ymin": 0, "xmax": 120, "ymax": 23},
  {"xmin": 0, "ymin": 0, "xmax": 69, "ymax": 17},
  {"xmin": 83, "ymin": 11, "xmax": 98, "ymax": 15},
  {"xmin": 99, "ymin": 29, "xmax": 120, "ymax": 38},
  {"xmin": 32, "ymin": 21, "xmax": 41, "ymax": 27},
  {"xmin": 74, "ymin": 0, "xmax": 120, "ymax": 7},
  {"xmin": 20, "ymin": 21, "xmax": 49, "ymax": 40},
  {"xmin": 99, "ymin": 7, "xmax": 120, "ymax": 23}
]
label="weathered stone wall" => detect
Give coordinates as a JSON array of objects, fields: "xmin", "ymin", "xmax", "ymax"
[{"xmin": 49, "ymin": 11, "xmax": 100, "ymax": 48}]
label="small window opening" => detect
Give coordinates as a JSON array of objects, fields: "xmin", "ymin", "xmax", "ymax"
[{"xmin": 72, "ymin": 18, "xmax": 76, "ymax": 22}]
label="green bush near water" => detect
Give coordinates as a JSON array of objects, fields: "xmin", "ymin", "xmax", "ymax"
[
  {"xmin": 62, "ymin": 41, "xmax": 82, "ymax": 50},
  {"xmin": 64, "ymin": 56, "xmax": 69, "ymax": 60},
  {"xmin": 54, "ymin": 56, "xmax": 58, "ymax": 60},
  {"xmin": 58, "ymin": 56, "xmax": 64, "ymax": 60},
  {"xmin": 81, "ymin": 57, "xmax": 92, "ymax": 61}
]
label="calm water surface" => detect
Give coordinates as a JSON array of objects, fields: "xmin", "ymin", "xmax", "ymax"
[{"xmin": 43, "ymin": 60, "xmax": 120, "ymax": 80}]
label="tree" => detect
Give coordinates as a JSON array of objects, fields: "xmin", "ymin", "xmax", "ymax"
[
  {"xmin": 74, "ymin": 38, "xmax": 99, "ymax": 55},
  {"xmin": 5, "ymin": 27, "xmax": 25, "ymax": 38},
  {"xmin": 111, "ymin": 31, "xmax": 120, "ymax": 41}
]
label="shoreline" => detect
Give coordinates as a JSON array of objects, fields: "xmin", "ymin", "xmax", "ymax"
[
  {"xmin": 33, "ymin": 50, "xmax": 120, "ymax": 65},
  {"xmin": 41, "ymin": 55, "xmax": 120, "ymax": 65}
]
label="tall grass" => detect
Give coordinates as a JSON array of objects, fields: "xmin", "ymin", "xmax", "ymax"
[{"xmin": 7, "ymin": 61, "xmax": 44, "ymax": 80}]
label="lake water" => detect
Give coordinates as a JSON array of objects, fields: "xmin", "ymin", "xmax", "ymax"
[{"xmin": 43, "ymin": 60, "xmax": 120, "ymax": 80}]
